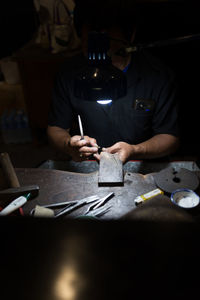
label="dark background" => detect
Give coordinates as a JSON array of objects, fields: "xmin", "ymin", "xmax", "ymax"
[
  {"xmin": 135, "ymin": 0, "xmax": 200, "ymax": 157},
  {"xmin": 0, "ymin": 0, "xmax": 38, "ymax": 59},
  {"xmin": 0, "ymin": 0, "xmax": 200, "ymax": 158}
]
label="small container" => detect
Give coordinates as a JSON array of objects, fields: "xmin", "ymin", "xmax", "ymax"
[{"xmin": 171, "ymin": 189, "xmax": 200, "ymax": 209}]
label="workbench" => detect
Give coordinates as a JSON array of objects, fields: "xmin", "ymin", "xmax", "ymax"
[{"xmin": 15, "ymin": 160, "xmax": 200, "ymax": 220}]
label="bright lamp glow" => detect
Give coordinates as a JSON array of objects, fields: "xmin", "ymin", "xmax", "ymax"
[{"xmin": 97, "ymin": 99, "xmax": 112, "ymax": 105}]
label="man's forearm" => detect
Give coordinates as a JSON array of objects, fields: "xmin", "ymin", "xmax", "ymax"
[
  {"xmin": 47, "ymin": 126, "xmax": 71, "ymax": 155},
  {"xmin": 131, "ymin": 134, "xmax": 179, "ymax": 159}
]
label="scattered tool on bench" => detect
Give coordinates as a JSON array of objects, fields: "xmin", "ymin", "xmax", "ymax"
[
  {"xmin": 84, "ymin": 192, "xmax": 114, "ymax": 214},
  {"xmin": 31, "ymin": 192, "xmax": 114, "ymax": 218},
  {"xmin": 0, "ymin": 152, "xmax": 39, "ymax": 203},
  {"xmin": 78, "ymin": 204, "xmax": 112, "ymax": 218}
]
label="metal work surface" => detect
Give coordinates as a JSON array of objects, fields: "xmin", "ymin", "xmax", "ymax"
[
  {"xmin": 15, "ymin": 160, "xmax": 200, "ymax": 220},
  {"xmin": 39, "ymin": 159, "xmax": 200, "ymax": 173},
  {"xmin": 154, "ymin": 166, "xmax": 200, "ymax": 193},
  {"xmin": 17, "ymin": 168, "xmax": 157, "ymax": 219}
]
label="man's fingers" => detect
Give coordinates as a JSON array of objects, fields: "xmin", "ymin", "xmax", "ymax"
[
  {"xmin": 81, "ymin": 152, "xmax": 93, "ymax": 158},
  {"xmin": 103, "ymin": 147, "xmax": 117, "ymax": 154},
  {"xmin": 103, "ymin": 143, "xmax": 122, "ymax": 154},
  {"xmin": 70, "ymin": 136, "xmax": 87, "ymax": 147},
  {"xmin": 70, "ymin": 135, "xmax": 98, "ymax": 148},
  {"xmin": 79, "ymin": 146, "xmax": 98, "ymax": 153},
  {"xmin": 84, "ymin": 136, "xmax": 98, "ymax": 147}
]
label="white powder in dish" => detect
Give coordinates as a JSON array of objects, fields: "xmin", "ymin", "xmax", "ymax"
[{"xmin": 177, "ymin": 196, "xmax": 199, "ymax": 208}]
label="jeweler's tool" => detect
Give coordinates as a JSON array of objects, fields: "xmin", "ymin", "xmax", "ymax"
[
  {"xmin": 38, "ymin": 194, "xmax": 100, "ymax": 218},
  {"xmin": 78, "ymin": 114, "xmax": 84, "ymax": 140},
  {"xmin": 31, "ymin": 192, "xmax": 114, "ymax": 218},
  {"xmin": 77, "ymin": 115, "xmax": 102, "ymax": 153},
  {"xmin": 84, "ymin": 205, "xmax": 111, "ymax": 217},
  {"xmin": 84, "ymin": 192, "xmax": 114, "ymax": 214}
]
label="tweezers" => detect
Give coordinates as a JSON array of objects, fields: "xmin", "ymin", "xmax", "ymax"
[
  {"xmin": 80, "ymin": 205, "xmax": 112, "ymax": 218},
  {"xmin": 84, "ymin": 192, "xmax": 114, "ymax": 214},
  {"xmin": 47, "ymin": 195, "xmax": 100, "ymax": 218},
  {"xmin": 34, "ymin": 192, "xmax": 114, "ymax": 218},
  {"xmin": 29, "ymin": 195, "xmax": 99, "ymax": 217}
]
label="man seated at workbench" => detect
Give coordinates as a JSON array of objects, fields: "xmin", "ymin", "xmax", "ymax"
[{"xmin": 47, "ymin": 0, "xmax": 180, "ymax": 164}]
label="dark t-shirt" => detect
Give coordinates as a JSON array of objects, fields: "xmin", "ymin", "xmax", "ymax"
[{"xmin": 48, "ymin": 51, "xmax": 179, "ymax": 148}]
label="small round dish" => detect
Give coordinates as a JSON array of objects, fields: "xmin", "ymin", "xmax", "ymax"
[{"xmin": 171, "ymin": 189, "xmax": 200, "ymax": 209}]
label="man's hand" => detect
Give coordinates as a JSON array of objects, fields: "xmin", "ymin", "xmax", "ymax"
[
  {"xmin": 103, "ymin": 142, "xmax": 134, "ymax": 163},
  {"xmin": 102, "ymin": 134, "xmax": 180, "ymax": 163},
  {"xmin": 67, "ymin": 135, "xmax": 99, "ymax": 162},
  {"xmin": 48, "ymin": 125, "xmax": 179, "ymax": 163}
]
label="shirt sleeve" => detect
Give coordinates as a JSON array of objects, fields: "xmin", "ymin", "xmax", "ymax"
[
  {"xmin": 152, "ymin": 74, "xmax": 180, "ymax": 137},
  {"xmin": 48, "ymin": 69, "xmax": 74, "ymax": 129}
]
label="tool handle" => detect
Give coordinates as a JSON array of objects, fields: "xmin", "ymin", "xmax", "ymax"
[
  {"xmin": 0, "ymin": 153, "xmax": 20, "ymax": 188},
  {"xmin": 0, "ymin": 195, "xmax": 27, "ymax": 216}
]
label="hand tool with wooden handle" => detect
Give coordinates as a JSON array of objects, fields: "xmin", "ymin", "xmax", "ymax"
[
  {"xmin": 0, "ymin": 152, "xmax": 39, "ymax": 202},
  {"xmin": 0, "ymin": 152, "xmax": 20, "ymax": 188}
]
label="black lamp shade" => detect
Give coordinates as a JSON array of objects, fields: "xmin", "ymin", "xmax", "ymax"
[
  {"xmin": 74, "ymin": 31, "xmax": 127, "ymax": 102},
  {"xmin": 74, "ymin": 65, "xmax": 127, "ymax": 101}
]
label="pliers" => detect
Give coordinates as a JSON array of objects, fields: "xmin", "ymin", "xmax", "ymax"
[{"xmin": 31, "ymin": 192, "xmax": 114, "ymax": 218}]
